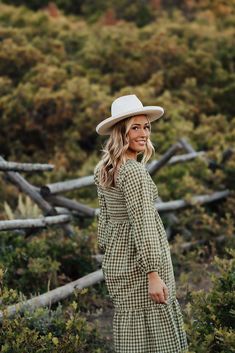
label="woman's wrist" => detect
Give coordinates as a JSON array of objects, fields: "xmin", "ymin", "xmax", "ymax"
[{"xmin": 147, "ymin": 271, "xmax": 160, "ymax": 279}]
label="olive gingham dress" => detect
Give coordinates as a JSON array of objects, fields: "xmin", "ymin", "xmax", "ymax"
[{"xmin": 94, "ymin": 159, "xmax": 188, "ymax": 353}]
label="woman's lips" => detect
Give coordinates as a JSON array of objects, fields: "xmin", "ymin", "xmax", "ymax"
[{"xmin": 137, "ymin": 140, "xmax": 146, "ymax": 145}]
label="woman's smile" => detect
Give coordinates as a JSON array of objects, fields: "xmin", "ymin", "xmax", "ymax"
[{"xmin": 136, "ymin": 139, "xmax": 146, "ymax": 146}]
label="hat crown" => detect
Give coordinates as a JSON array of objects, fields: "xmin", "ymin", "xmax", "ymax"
[{"xmin": 111, "ymin": 94, "xmax": 143, "ymax": 117}]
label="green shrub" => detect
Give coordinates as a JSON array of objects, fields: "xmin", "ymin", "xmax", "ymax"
[
  {"xmin": 0, "ymin": 226, "xmax": 99, "ymax": 295},
  {"xmin": 0, "ymin": 3, "xmax": 234, "ymax": 183},
  {"xmin": 0, "ymin": 299, "xmax": 111, "ymax": 353},
  {"xmin": 184, "ymin": 248, "xmax": 235, "ymax": 352}
]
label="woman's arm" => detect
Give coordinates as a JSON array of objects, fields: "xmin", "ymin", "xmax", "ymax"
[
  {"xmin": 120, "ymin": 162, "xmax": 162, "ymax": 274},
  {"xmin": 96, "ymin": 187, "xmax": 109, "ymax": 252},
  {"xmin": 120, "ymin": 162, "xmax": 168, "ymax": 303},
  {"xmin": 94, "ymin": 166, "xmax": 110, "ymax": 252}
]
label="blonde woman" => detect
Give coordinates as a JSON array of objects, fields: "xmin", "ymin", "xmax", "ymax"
[{"xmin": 94, "ymin": 95, "xmax": 188, "ymax": 353}]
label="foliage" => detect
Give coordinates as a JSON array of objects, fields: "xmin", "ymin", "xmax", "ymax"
[
  {"xmin": 0, "ymin": 247, "xmax": 112, "ymax": 353},
  {"xmin": 0, "ymin": 295, "xmax": 112, "ymax": 353},
  {"xmin": 0, "ymin": 3, "xmax": 234, "ymax": 183},
  {"xmin": 1, "ymin": 1, "xmax": 235, "ymax": 26},
  {"xmin": 4, "ymin": 194, "xmax": 42, "ymax": 219},
  {"xmin": 0, "ymin": 3, "xmax": 234, "ymax": 351},
  {"xmin": 0, "ymin": 224, "xmax": 99, "ymax": 294},
  {"xmin": 0, "ymin": 0, "xmax": 163, "ymax": 24},
  {"xmin": 0, "ymin": 4, "xmax": 234, "ymax": 239},
  {"xmin": 184, "ymin": 248, "xmax": 235, "ymax": 353}
]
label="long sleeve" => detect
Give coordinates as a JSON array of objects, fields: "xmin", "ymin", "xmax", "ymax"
[
  {"xmin": 96, "ymin": 187, "xmax": 109, "ymax": 252},
  {"xmin": 120, "ymin": 162, "xmax": 163, "ymax": 275},
  {"xmin": 93, "ymin": 165, "xmax": 109, "ymax": 252}
]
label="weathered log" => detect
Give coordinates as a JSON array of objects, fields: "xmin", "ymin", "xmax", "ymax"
[
  {"xmin": 179, "ymin": 137, "xmax": 196, "ymax": 153},
  {"xmin": 179, "ymin": 138, "xmax": 234, "ymax": 168},
  {"xmin": 179, "ymin": 137, "xmax": 228, "ymax": 172},
  {"xmin": 31, "ymin": 185, "xmax": 94, "ymax": 218},
  {"xmin": 0, "ymin": 269, "xmax": 104, "ymax": 322},
  {"xmin": 166, "ymin": 151, "xmax": 205, "ymax": 165},
  {"xmin": 0, "ymin": 156, "xmax": 73, "ymax": 236},
  {"xmin": 155, "ymin": 189, "xmax": 230, "ymax": 212},
  {"xmin": 46, "ymin": 194, "xmax": 95, "ymax": 217},
  {"xmin": 1, "ymin": 168, "xmax": 53, "ymax": 213},
  {"xmin": 0, "ymin": 215, "xmax": 70, "ymax": 231},
  {"xmin": 0, "ymin": 161, "xmax": 54, "ymax": 172},
  {"xmin": 40, "ymin": 175, "xmax": 94, "ymax": 196},
  {"xmin": 54, "ymin": 207, "xmax": 72, "ymax": 215},
  {"xmin": 147, "ymin": 151, "xmax": 205, "ymax": 175},
  {"xmin": 147, "ymin": 142, "xmax": 183, "ymax": 174},
  {"xmin": 40, "ymin": 151, "xmax": 206, "ymax": 195}
]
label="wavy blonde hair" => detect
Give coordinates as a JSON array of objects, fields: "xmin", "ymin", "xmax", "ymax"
[{"xmin": 95, "ymin": 115, "xmax": 155, "ymax": 189}]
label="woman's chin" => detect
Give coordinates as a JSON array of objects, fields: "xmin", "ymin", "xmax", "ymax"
[{"xmin": 137, "ymin": 146, "xmax": 146, "ymax": 152}]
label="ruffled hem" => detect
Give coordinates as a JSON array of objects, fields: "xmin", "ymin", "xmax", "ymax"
[{"xmin": 113, "ymin": 297, "xmax": 188, "ymax": 353}]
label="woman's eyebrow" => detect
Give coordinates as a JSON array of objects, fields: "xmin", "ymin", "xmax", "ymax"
[{"xmin": 131, "ymin": 123, "xmax": 150, "ymax": 126}]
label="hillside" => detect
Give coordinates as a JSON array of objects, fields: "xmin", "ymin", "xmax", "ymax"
[{"xmin": 0, "ymin": 2, "xmax": 234, "ymax": 352}]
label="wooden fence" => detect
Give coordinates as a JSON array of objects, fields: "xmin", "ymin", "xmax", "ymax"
[{"xmin": 0, "ymin": 137, "xmax": 232, "ymax": 321}]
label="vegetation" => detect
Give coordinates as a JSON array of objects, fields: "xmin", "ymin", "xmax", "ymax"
[
  {"xmin": 0, "ymin": 226, "xmax": 98, "ymax": 294},
  {"xmin": 0, "ymin": 1, "xmax": 234, "ymax": 351},
  {"xmin": 0, "ymin": 225, "xmax": 113, "ymax": 352},
  {"xmin": 184, "ymin": 248, "xmax": 235, "ymax": 353},
  {"xmin": 0, "ymin": 2, "xmax": 234, "ymax": 178},
  {"xmin": 0, "ymin": 282, "xmax": 112, "ymax": 353}
]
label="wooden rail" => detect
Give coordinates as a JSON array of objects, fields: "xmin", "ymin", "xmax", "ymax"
[
  {"xmin": 0, "ymin": 269, "xmax": 104, "ymax": 322},
  {"xmin": 0, "ymin": 137, "xmax": 233, "ymax": 319},
  {"xmin": 0, "ymin": 137, "xmax": 232, "ymax": 233}
]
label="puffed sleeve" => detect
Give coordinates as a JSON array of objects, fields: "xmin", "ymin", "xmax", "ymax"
[
  {"xmin": 119, "ymin": 163, "xmax": 163, "ymax": 275},
  {"xmin": 94, "ymin": 166, "xmax": 110, "ymax": 252}
]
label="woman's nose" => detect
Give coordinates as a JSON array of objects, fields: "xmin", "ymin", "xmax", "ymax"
[{"xmin": 139, "ymin": 128, "xmax": 149, "ymax": 137}]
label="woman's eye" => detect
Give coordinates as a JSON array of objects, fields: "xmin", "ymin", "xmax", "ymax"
[{"xmin": 132, "ymin": 126, "xmax": 150, "ymax": 130}]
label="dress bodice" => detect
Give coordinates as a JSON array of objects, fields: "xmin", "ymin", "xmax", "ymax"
[{"xmin": 94, "ymin": 160, "xmax": 159, "ymax": 222}]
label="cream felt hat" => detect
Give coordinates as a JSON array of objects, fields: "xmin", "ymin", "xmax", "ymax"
[{"xmin": 96, "ymin": 94, "xmax": 164, "ymax": 135}]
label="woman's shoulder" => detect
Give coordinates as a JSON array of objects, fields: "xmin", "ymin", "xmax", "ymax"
[
  {"xmin": 94, "ymin": 159, "xmax": 148, "ymax": 188},
  {"xmin": 118, "ymin": 159, "xmax": 148, "ymax": 186},
  {"xmin": 121, "ymin": 159, "xmax": 146, "ymax": 173}
]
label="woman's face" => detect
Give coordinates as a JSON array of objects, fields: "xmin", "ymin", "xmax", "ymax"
[{"xmin": 126, "ymin": 115, "xmax": 150, "ymax": 159}]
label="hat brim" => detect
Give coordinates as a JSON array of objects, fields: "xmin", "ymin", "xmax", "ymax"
[{"xmin": 96, "ymin": 106, "xmax": 164, "ymax": 135}]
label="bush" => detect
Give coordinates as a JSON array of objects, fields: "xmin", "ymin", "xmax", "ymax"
[
  {"xmin": 0, "ymin": 226, "xmax": 99, "ymax": 295},
  {"xmin": 184, "ymin": 247, "xmax": 235, "ymax": 352},
  {"xmin": 0, "ymin": 3, "xmax": 234, "ymax": 182},
  {"xmin": 0, "ymin": 299, "xmax": 112, "ymax": 353},
  {"xmin": 0, "ymin": 257, "xmax": 112, "ymax": 353}
]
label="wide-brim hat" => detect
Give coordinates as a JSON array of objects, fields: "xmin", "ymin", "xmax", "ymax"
[{"xmin": 96, "ymin": 94, "xmax": 164, "ymax": 135}]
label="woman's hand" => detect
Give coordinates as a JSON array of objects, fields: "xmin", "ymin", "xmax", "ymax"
[{"xmin": 147, "ymin": 271, "xmax": 169, "ymax": 304}]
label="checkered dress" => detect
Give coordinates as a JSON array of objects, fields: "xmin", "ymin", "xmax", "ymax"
[{"xmin": 94, "ymin": 159, "xmax": 188, "ymax": 353}]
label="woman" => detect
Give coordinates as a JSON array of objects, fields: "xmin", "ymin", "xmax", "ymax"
[{"xmin": 94, "ymin": 94, "xmax": 188, "ymax": 353}]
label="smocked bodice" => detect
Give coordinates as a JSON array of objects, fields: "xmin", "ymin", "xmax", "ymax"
[{"xmin": 94, "ymin": 160, "xmax": 159, "ymax": 222}]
